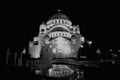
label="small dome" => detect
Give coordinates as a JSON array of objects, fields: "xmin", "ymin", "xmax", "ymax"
[{"xmin": 49, "ymin": 13, "xmax": 70, "ymax": 20}]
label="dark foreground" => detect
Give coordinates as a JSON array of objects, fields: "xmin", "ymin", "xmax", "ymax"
[{"xmin": 0, "ymin": 63, "xmax": 119, "ymax": 80}]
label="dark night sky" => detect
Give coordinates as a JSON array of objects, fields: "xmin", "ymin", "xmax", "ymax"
[{"xmin": 1, "ymin": 3, "xmax": 119, "ymax": 51}]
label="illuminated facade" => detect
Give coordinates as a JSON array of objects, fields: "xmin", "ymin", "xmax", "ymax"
[
  {"xmin": 28, "ymin": 13, "xmax": 85, "ymax": 79},
  {"xmin": 29, "ymin": 13, "xmax": 84, "ymax": 59},
  {"xmin": 26, "ymin": 13, "xmax": 84, "ymax": 78}
]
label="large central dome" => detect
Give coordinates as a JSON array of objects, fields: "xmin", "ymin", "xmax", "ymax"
[
  {"xmin": 46, "ymin": 13, "xmax": 72, "ymax": 26},
  {"xmin": 49, "ymin": 13, "xmax": 70, "ymax": 20}
]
